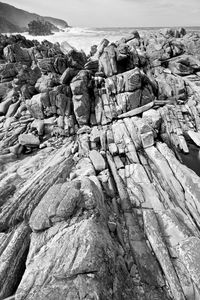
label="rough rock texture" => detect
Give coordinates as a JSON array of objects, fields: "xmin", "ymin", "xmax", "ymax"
[{"xmin": 2, "ymin": 29, "xmax": 200, "ymax": 300}]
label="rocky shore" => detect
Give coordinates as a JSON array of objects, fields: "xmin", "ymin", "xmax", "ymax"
[{"xmin": 1, "ymin": 28, "xmax": 200, "ymax": 299}]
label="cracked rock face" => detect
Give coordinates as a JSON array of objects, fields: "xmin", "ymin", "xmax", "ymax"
[
  {"xmin": 2, "ymin": 28, "xmax": 200, "ymax": 300},
  {"xmin": 17, "ymin": 177, "xmax": 134, "ymax": 300}
]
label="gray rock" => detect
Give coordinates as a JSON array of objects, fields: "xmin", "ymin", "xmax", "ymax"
[
  {"xmin": 26, "ymin": 94, "xmax": 44, "ymax": 119},
  {"xmin": 176, "ymin": 237, "xmax": 200, "ymax": 289},
  {"xmin": 89, "ymin": 150, "xmax": 106, "ymax": 172},
  {"xmin": 143, "ymin": 108, "xmax": 161, "ymax": 129},
  {"xmin": 141, "ymin": 132, "xmax": 154, "ymax": 148},
  {"xmin": 0, "ymin": 98, "xmax": 13, "ymax": 116},
  {"xmin": 60, "ymin": 67, "xmax": 78, "ymax": 84},
  {"xmin": 18, "ymin": 133, "xmax": 40, "ymax": 147},
  {"xmin": 0, "ymin": 223, "xmax": 30, "ymax": 299}
]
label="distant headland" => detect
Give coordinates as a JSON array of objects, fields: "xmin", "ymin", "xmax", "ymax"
[{"xmin": 0, "ymin": 1, "xmax": 69, "ymax": 35}]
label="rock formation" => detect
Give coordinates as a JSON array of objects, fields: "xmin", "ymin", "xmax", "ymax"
[{"xmin": 1, "ymin": 28, "xmax": 200, "ymax": 300}]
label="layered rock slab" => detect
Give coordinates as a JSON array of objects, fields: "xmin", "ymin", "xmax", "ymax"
[{"xmin": 16, "ymin": 177, "xmax": 136, "ymax": 300}]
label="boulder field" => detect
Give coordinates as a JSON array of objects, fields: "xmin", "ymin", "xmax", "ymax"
[{"xmin": 1, "ymin": 28, "xmax": 200, "ymax": 299}]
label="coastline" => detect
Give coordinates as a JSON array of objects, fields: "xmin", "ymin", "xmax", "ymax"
[
  {"xmin": 4, "ymin": 26, "xmax": 200, "ymax": 54},
  {"xmin": 1, "ymin": 27, "xmax": 200, "ymax": 299}
]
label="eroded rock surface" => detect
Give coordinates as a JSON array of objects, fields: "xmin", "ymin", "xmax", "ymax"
[{"xmin": 1, "ymin": 28, "xmax": 200, "ymax": 300}]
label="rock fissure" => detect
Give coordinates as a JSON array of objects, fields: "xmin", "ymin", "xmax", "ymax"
[{"xmin": 2, "ymin": 28, "xmax": 200, "ymax": 299}]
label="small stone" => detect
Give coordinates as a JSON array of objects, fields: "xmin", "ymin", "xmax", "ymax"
[
  {"xmin": 89, "ymin": 150, "xmax": 106, "ymax": 172},
  {"xmin": 108, "ymin": 143, "xmax": 118, "ymax": 155},
  {"xmin": 31, "ymin": 119, "xmax": 44, "ymax": 135},
  {"xmin": 90, "ymin": 127, "xmax": 100, "ymax": 143},
  {"xmin": 141, "ymin": 131, "xmax": 154, "ymax": 149},
  {"xmin": 19, "ymin": 133, "xmax": 40, "ymax": 147},
  {"xmin": 108, "ymin": 221, "xmax": 116, "ymax": 232},
  {"xmin": 143, "ymin": 108, "xmax": 161, "ymax": 130}
]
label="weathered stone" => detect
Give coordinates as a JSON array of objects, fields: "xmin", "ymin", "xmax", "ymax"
[
  {"xmin": 141, "ymin": 131, "xmax": 154, "ymax": 148},
  {"xmin": 187, "ymin": 130, "xmax": 200, "ymax": 147},
  {"xmin": 0, "ymin": 223, "xmax": 30, "ymax": 300},
  {"xmin": 89, "ymin": 150, "xmax": 106, "ymax": 172},
  {"xmin": 141, "ymin": 84, "xmax": 155, "ymax": 106},
  {"xmin": 90, "ymin": 126, "xmax": 100, "ymax": 143},
  {"xmin": 98, "ymin": 169, "xmax": 116, "ymax": 197},
  {"xmin": 106, "ymin": 44, "xmax": 117, "ymax": 75},
  {"xmin": 26, "ymin": 94, "xmax": 44, "ymax": 119},
  {"xmin": 30, "ymin": 181, "xmax": 80, "ymax": 231},
  {"xmin": 95, "ymin": 38, "xmax": 109, "ymax": 58},
  {"xmin": 71, "ymin": 71, "xmax": 91, "ymax": 126},
  {"xmin": 156, "ymin": 72, "xmax": 186, "ymax": 100},
  {"xmin": 168, "ymin": 55, "xmax": 200, "ymax": 76},
  {"xmin": 124, "ymin": 68, "xmax": 142, "ymax": 92},
  {"xmin": 157, "ymin": 142, "xmax": 200, "ymax": 217},
  {"xmin": 6, "ymin": 100, "xmax": 20, "ymax": 117},
  {"xmin": 40, "ymin": 91, "xmax": 50, "ymax": 108},
  {"xmin": 118, "ymin": 101, "xmax": 155, "ymax": 119},
  {"xmin": 35, "ymin": 74, "xmax": 60, "ymax": 93},
  {"xmin": 108, "ymin": 221, "xmax": 116, "ymax": 232},
  {"xmin": 143, "ymin": 210, "xmax": 185, "ymax": 300},
  {"xmin": 0, "ymin": 63, "xmax": 17, "ymax": 81},
  {"xmin": 56, "ymin": 94, "xmax": 68, "ymax": 116},
  {"xmin": 60, "ymin": 67, "xmax": 78, "ymax": 84},
  {"xmin": 73, "ymin": 157, "xmax": 95, "ymax": 178},
  {"xmin": 143, "ymin": 108, "xmax": 161, "ymax": 129},
  {"xmin": 99, "ymin": 51, "xmax": 113, "ymax": 77},
  {"xmin": 38, "ymin": 57, "xmax": 55, "ymax": 73},
  {"xmin": 156, "ymin": 210, "xmax": 192, "ymax": 249},
  {"xmin": 0, "ymin": 98, "xmax": 13, "ymax": 116},
  {"xmin": 17, "ymin": 217, "xmax": 132, "ymax": 300},
  {"xmin": 176, "ymin": 237, "xmax": 200, "ymax": 289},
  {"xmin": 31, "ymin": 119, "xmax": 44, "ymax": 135},
  {"xmin": 0, "ymin": 82, "xmax": 11, "ymax": 98},
  {"xmin": 145, "ymin": 145, "xmax": 186, "ymax": 211},
  {"xmin": 73, "ymin": 93, "xmax": 91, "ymax": 125},
  {"xmin": 18, "ymin": 133, "xmax": 40, "ymax": 147},
  {"xmin": 3, "ymin": 44, "xmax": 31, "ymax": 65}
]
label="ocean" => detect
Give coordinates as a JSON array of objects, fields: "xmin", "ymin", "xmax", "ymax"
[{"xmin": 18, "ymin": 26, "xmax": 200, "ymax": 55}]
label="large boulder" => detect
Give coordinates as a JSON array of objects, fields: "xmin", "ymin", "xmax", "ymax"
[
  {"xmin": 0, "ymin": 63, "xmax": 18, "ymax": 82},
  {"xmin": 89, "ymin": 150, "xmax": 106, "ymax": 172},
  {"xmin": 30, "ymin": 177, "xmax": 104, "ymax": 231},
  {"xmin": 99, "ymin": 44, "xmax": 117, "ymax": 77},
  {"xmin": 3, "ymin": 44, "xmax": 32, "ymax": 66},
  {"xmin": 26, "ymin": 94, "xmax": 44, "ymax": 119},
  {"xmin": 168, "ymin": 55, "xmax": 200, "ymax": 76},
  {"xmin": 35, "ymin": 73, "xmax": 60, "ymax": 93},
  {"xmin": 155, "ymin": 70, "xmax": 186, "ymax": 100}
]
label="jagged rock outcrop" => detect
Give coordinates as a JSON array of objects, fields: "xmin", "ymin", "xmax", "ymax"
[{"xmin": 2, "ymin": 28, "xmax": 200, "ymax": 300}]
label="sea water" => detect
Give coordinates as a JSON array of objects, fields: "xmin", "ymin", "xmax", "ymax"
[{"xmin": 19, "ymin": 26, "xmax": 200, "ymax": 55}]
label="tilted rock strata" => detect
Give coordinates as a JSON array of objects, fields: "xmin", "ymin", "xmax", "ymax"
[{"xmin": 1, "ymin": 28, "xmax": 200, "ymax": 299}]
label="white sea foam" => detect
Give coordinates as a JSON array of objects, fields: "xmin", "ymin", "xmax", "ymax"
[
  {"xmin": 18, "ymin": 27, "xmax": 134, "ymax": 54},
  {"xmin": 7, "ymin": 26, "xmax": 200, "ymax": 55}
]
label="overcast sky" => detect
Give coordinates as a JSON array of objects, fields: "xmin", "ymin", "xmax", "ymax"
[{"xmin": 3, "ymin": 0, "xmax": 200, "ymax": 27}]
